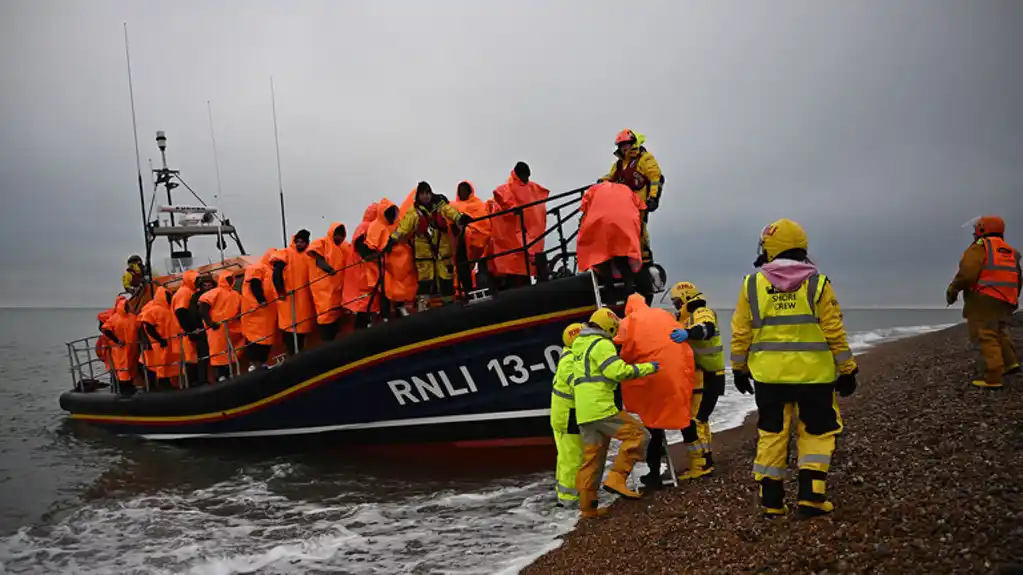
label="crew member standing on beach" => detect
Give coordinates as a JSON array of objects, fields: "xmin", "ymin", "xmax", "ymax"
[
  {"xmin": 573, "ymin": 308, "xmax": 659, "ymax": 517},
  {"xmin": 551, "ymin": 323, "xmax": 585, "ymax": 508},
  {"xmin": 730, "ymin": 218, "xmax": 858, "ymax": 518},
  {"xmin": 946, "ymin": 215, "xmax": 1020, "ymax": 388},
  {"xmin": 668, "ymin": 281, "xmax": 726, "ymax": 480}
]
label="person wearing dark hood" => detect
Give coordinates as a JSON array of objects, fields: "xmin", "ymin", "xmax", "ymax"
[
  {"xmin": 730, "ymin": 218, "xmax": 857, "ymax": 518},
  {"xmin": 272, "ymin": 229, "xmax": 316, "ymax": 355},
  {"xmin": 389, "ymin": 181, "xmax": 471, "ymax": 308}
]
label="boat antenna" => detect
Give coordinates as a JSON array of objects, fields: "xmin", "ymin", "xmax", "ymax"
[
  {"xmin": 123, "ymin": 22, "xmax": 151, "ymax": 280},
  {"xmin": 206, "ymin": 100, "xmax": 226, "ymax": 219},
  {"xmin": 270, "ymin": 76, "xmax": 288, "ymax": 248}
]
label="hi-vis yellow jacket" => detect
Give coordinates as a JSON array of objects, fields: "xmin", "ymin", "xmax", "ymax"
[
  {"xmin": 572, "ymin": 326, "xmax": 656, "ymax": 425},
  {"xmin": 731, "ymin": 271, "xmax": 857, "ymax": 384},
  {"xmin": 676, "ymin": 306, "xmax": 725, "ymax": 374},
  {"xmin": 550, "ymin": 346, "xmax": 576, "ymax": 433}
]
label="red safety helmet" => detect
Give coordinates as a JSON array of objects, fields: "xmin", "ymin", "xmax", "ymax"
[
  {"xmin": 614, "ymin": 129, "xmax": 637, "ymax": 146},
  {"xmin": 964, "ymin": 215, "xmax": 1006, "ymax": 239}
]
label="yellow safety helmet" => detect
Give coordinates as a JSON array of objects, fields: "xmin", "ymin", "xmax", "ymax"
[
  {"xmin": 757, "ymin": 218, "xmax": 808, "ymax": 264},
  {"xmin": 562, "ymin": 322, "xmax": 584, "ymax": 347},
  {"xmin": 669, "ymin": 282, "xmax": 703, "ymax": 307},
  {"xmin": 589, "ymin": 307, "xmax": 621, "ymax": 338}
]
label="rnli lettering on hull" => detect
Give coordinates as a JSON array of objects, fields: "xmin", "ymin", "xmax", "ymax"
[{"xmin": 387, "ymin": 345, "xmax": 563, "ymax": 406}]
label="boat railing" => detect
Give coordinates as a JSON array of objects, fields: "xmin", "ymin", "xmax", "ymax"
[{"xmin": 66, "ymin": 183, "xmax": 592, "ymax": 393}]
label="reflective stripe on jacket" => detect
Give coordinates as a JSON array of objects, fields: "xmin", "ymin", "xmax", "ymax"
[
  {"xmin": 682, "ymin": 306, "xmax": 725, "ymax": 373},
  {"xmin": 550, "ymin": 347, "xmax": 576, "ymax": 432},
  {"xmin": 571, "ymin": 326, "xmax": 655, "ymax": 425},
  {"xmin": 732, "ymin": 272, "xmax": 849, "ymax": 384},
  {"xmin": 972, "ymin": 237, "xmax": 1021, "ymax": 307}
]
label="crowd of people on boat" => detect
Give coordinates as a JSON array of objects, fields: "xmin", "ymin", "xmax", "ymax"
[{"xmin": 92, "ymin": 129, "xmax": 667, "ymax": 394}]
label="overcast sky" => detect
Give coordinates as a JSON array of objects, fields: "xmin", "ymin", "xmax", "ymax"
[{"xmin": 1, "ymin": 0, "xmax": 1020, "ymax": 309}]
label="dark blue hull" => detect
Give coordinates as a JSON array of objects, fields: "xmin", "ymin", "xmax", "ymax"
[{"xmin": 60, "ymin": 274, "xmax": 600, "ymax": 443}]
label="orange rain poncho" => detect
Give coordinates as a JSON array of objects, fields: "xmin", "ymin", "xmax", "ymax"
[
  {"xmin": 451, "ymin": 180, "xmax": 491, "ymax": 259},
  {"xmin": 344, "ymin": 203, "xmax": 380, "ymax": 313},
  {"xmin": 172, "ymin": 270, "xmax": 200, "ymax": 363},
  {"xmin": 614, "ymin": 293, "xmax": 695, "ymax": 428},
  {"xmin": 241, "ymin": 249, "xmax": 279, "ymax": 347},
  {"xmin": 95, "ymin": 303, "xmax": 119, "ymax": 373},
  {"xmin": 487, "ymin": 172, "xmax": 550, "ymax": 277},
  {"xmin": 271, "ymin": 235, "xmax": 316, "ymax": 334},
  {"xmin": 365, "ymin": 198, "xmax": 418, "ymax": 303},
  {"xmin": 307, "ymin": 222, "xmax": 352, "ymax": 325},
  {"xmin": 200, "ymin": 270, "xmax": 244, "ymax": 367},
  {"xmin": 102, "ymin": 297, "xmax": 139, "ymax": 383},
  {"xmin": 137, "ymin": 286, "xmax": 181, "ymax": 379},
  {"xmin": 577, "ymin": 182, "xmax": 644, "ymax": 272}
]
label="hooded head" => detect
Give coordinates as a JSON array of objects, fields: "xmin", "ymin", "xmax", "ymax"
[
  {"xmin": 114, "ymin": 296, "xmax": 129, "ymax": 317},
  {"xmin": 513, "ymin": 162, "xmax": 530, "ymax": 184},
  {"xmin": 328, "ymin": 222, "xmax": 347, "ymax": 246},
  {"xmin": 153, "ymin": 286, "xmax": 171, "ymax": 308},
  {"xmin": 182, "ymin": 269, "xmax": 200, "ymax": 291},
  {"xmin": 216, "ymin": 270, "xmax": 236, "ymax": 291},
  {"xmin": 380, "ymin": 200, "xmax": 399, "ymax": 225},
  {"xmin": 354, "ymin": 203, "xmax": 379, "ymax": 240},
  {"xmin": 624, "ymin": 293, "xmax": 648, "ymax": 316},
  {"xmin": 260, "ymin": 248, "xmax": 277, "ymax": 267},
  {"xmin": 457, "ymin": 181, "xmax": 476, "ymax": 202},
  {"xmin": 293, "ymin": 229, "xmax": 312, "ymax": 252}
]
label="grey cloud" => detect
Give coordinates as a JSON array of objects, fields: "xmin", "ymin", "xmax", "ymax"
[{"xmin": 1, "ymin": 0, "xmax": 1021, "ymax": 309}]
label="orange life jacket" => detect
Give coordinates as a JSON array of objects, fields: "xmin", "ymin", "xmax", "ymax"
[{"xmin": 972, "ymin": 236, "xmax": 1020, "ymax": 306}]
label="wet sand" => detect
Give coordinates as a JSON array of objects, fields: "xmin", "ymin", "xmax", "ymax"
[{"xmin": 525, "ymin": 315, "xmax": 1023, "ymax": 574}]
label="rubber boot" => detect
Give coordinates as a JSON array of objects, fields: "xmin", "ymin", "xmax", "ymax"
[
  {"xmin": 602, "ymin": 470, "xmax": 642, "ymax": 499},
  {"xmin": 1004, "ymin": 363, "xmax": 1020, "ymax": 376},
  {"xmin": 759, "ymin": 478, "xmax": 788, "ymax": 518},
  {"xmin": 579, "ymin": 490, "xmax": 609, "ymax": 518},
  {"xmin": 679, "ymin": 450, "xmax": 714, "ymax": 481},
  {"xmin": 971, "ymin": 379, "xmax": 1003, "ymax": 389},
  {"xmin": 797, "ymin": 469, "xmax": 834, "ymax": 517}
]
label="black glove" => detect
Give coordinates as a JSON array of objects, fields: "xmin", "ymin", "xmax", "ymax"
[
  {"xmin": 156, "ymin": 336, "xmax": 168, "ymax": 348},
  {"xmin": 458, "ymin": 213, "xmax": 473, "ymax": 228},
  {"xmin": 733, "ymin": 370, "xmax": 755, "ymax": 395},
  {"xmin": 836, "ymin": 369, "xmax": 858, "ymax": 397},
  {"xmin": 383, "ymin": 237, "xmax": 396, "ymax": 253},
  {"xmin": 646, "ymin": 194, "xmax": 660, "ymax": 213}
]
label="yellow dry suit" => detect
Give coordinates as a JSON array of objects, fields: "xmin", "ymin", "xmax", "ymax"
[{"xmin": 550, "ymin": 346, "xmax": 583, "ymax": 506}]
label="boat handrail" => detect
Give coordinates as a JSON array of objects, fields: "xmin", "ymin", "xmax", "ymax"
[{"xmin": 65, "ymin": 183, "xmax": 592, "ymax": 393}]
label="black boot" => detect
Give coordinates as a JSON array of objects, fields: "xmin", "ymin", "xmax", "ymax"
[
  {"xmin": 759, "ymin": 478, "xmax": 787, "ymax": 517},
  {"xmin": 797, "ymin": 469, "xmax": 834, "ymax": 517}
]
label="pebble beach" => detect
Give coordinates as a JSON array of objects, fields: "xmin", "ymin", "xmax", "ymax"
[{"xmin": 525, "ymin": 314, "xmax": 1023, "ymax": 575}]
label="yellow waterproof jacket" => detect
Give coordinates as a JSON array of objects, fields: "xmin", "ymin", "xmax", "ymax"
[
  {"xmin": 393, "ymin": 199, "xmax": 464, "ymax": 281},
  {"xmin": 550, "ymin": 346, "xmax": 576, "ymax": 432},
  {"xmin": 601, "ymin": 133, "xmax": 663, "ymax": 204},
  {"xmin": 677, "ymin": 306, "xmax": 725, "ymax": 374},
  {"xmin": 572, "ymin": 326, "xmax": 656, "ymax": 425},
  {"xmin": 731, "ymin": 270, "xmax": 856, "ymax": 383}
]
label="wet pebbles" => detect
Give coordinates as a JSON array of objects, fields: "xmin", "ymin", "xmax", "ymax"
[{"xmin": 525, "ymin": 317, "xmax": 1023, "ymax": 574}]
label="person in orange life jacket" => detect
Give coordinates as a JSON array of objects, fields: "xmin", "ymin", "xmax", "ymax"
[
  {"xmin": 173, "ymin": 271, "xmax": 205, "ymax": 387},
  {"xmin": 387, "ymin": 182, "xmax": 472, "ymax": 307},
  {"xmin": 138, "ymin": 287, "xmax": 177, "ymax": 391},
  {"xmin": 187, "ymin": 274, "xmax": 217, "ymax": 385},
  {"xmin": 599, "ymin": 130, "xmax": 663, "ymax": 304},
  {"xmin": 308, "ymin": 223, "xmax": 351, "ymax": 342},
  {"xmin": 487, "ymin": 162, "xmax": 550, "ymax": 291},
  {"xmin": 273, "ymin": 229, "xmax": 313, "ymax": 355},
  {"xmin": 946, "ymin": 215, "xmax": 1021, "ymax": 388},
  {"xmin": 359, "ymin": 203, "xmax": 409, "ymax": 320},
  {"xmin": 452, "ymin": 181, "xmax": 491, "ymax": 292}
]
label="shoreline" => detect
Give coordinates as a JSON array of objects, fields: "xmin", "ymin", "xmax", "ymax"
[{"xmin": 525, "ymin": 316, "xmax": 1023, "ymax": 574}]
